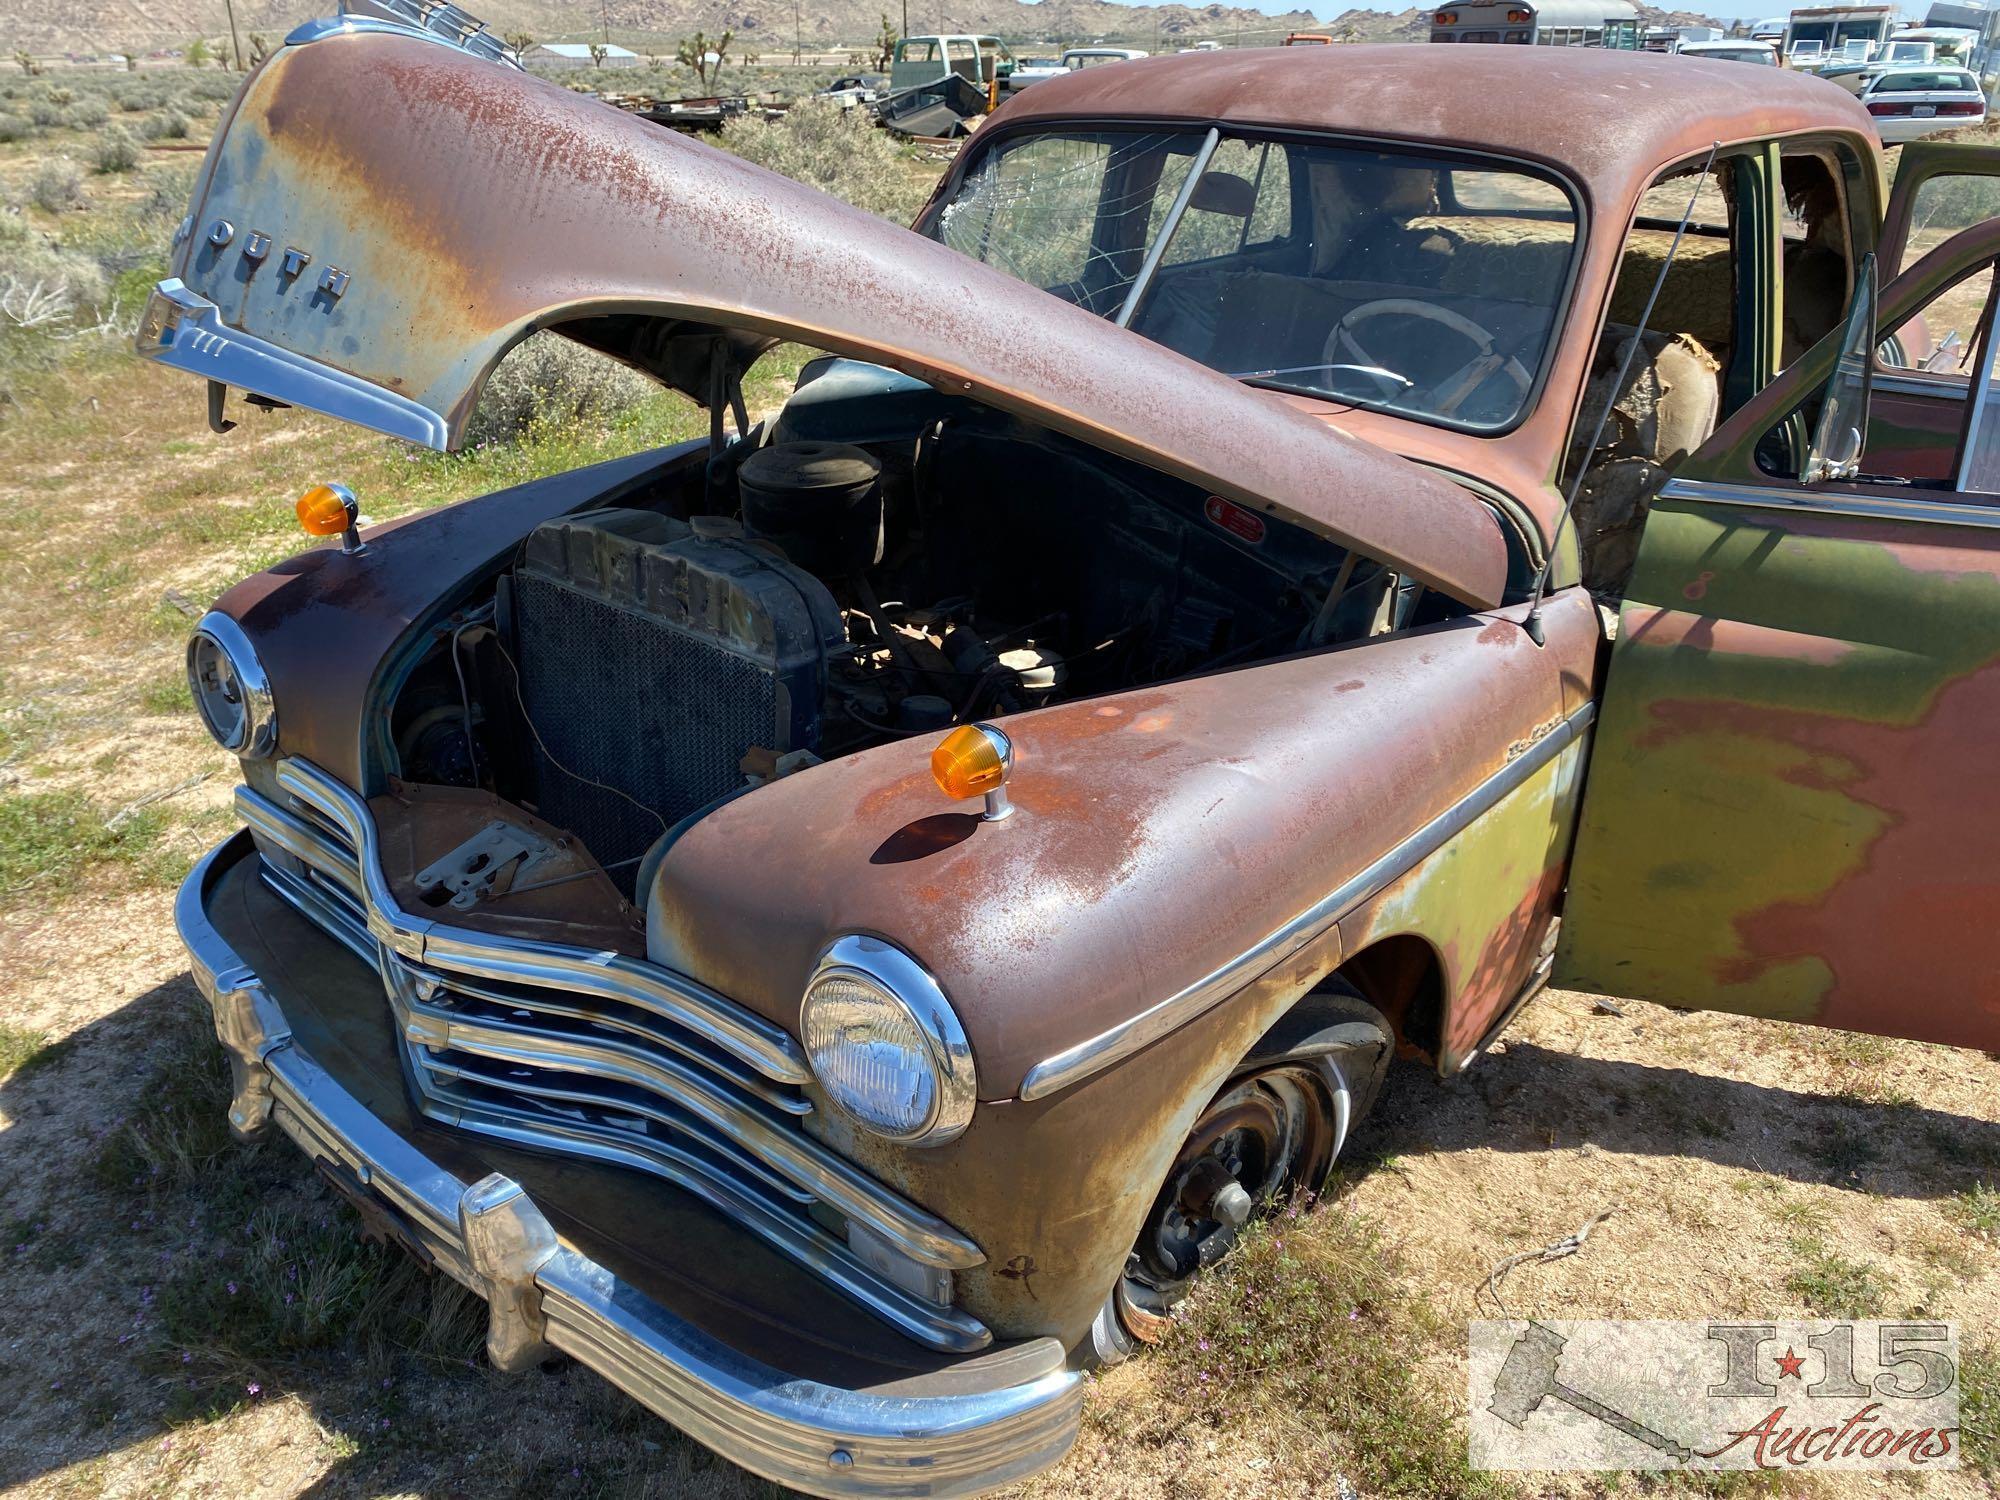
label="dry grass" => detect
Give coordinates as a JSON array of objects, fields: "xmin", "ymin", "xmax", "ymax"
[{"xmin": 0, "ymin": 75, "xmax": 1996, "ymax": 1500}]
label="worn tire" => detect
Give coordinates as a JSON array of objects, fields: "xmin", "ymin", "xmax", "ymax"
[{"xmin": 1087, "ymin": 980, "xmax": 1395, "ymax": 1366}]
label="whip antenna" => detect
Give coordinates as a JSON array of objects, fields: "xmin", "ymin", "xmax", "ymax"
[{"xmin": 1522, "ymin": 140, "xmax": 1721, "ymax": 645}]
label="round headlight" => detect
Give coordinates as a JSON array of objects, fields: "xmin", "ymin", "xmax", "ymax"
[
  {"xmin": 186, "ymin": 612, "xmax": 276, "ymax": 758},
  {"xmin": 801, "ymin": 935, "xmax": 975, "ymax": 1146}
]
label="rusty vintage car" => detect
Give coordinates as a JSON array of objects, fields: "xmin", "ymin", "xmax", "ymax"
[{"xmin": 148, "ymin": 6, "xmax": 2000, "ymax": 1493}]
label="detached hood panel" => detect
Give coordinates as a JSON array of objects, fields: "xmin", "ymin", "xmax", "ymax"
[{"xmin": 150, "ymin": 25, "xmax": 1509, "ymax": 608}]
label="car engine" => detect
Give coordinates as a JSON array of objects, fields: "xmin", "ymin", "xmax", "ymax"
[{"xmin": 391, "ymin": 382, "xmax": 1449, "ymax": 895}]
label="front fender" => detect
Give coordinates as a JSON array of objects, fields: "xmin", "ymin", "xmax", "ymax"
[{"xmin": 649, "ymin": 604, "xmax": 1589, "ymax": 1100}]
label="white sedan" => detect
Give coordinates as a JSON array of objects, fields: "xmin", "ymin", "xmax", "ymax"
[{"xmin": 1862, "ymin": 66, "xmax": 1988, "ymax": 142}]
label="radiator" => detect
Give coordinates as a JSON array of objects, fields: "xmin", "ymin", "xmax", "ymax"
[{"xmin": 510, "ymin": 508, "xmax": 843, "ymax": 884}]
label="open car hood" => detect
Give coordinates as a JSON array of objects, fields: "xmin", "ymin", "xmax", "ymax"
[{"xmin": 140, "ymin": 20, "xmax": 1508, "ymax": 608}]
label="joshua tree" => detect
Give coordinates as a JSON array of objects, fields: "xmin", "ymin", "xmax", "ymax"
[
  {"xmin": 588, "ymin": 41, "xmax": 609, "ymax": 66},
  {"xmin": 248, "ymin": 32, "xmax": 271, "ymax": 66},
  {"xmin": 185, "ymin": 36, "xmax": 211, "ymax": 68},
  {"xmin": 873, "ymin": 13, "xmax": 898, "ymax": 70},
  {"xmin": 13, "ymin": 50, "xmax": 40, "ymax": 77},
  {"xmin": 505, "ymin": 30, "xmax": 536, "ymax": 55},
  {"xmin": 676, "ymin": 29, "xmax": 732, "ymax": 88}
]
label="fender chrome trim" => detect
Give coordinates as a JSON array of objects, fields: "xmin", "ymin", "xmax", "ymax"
[
  {"xmin": 1018, "ymin": 699, "xmax": 1598, "ymax": 1102},
  {"xmin": 176, "ymin": 836, "xmax": 1083, "ymax": 1497},
  {"xmin": 136, "ymin": 279, "xmax": 453, "ymax": 450},
  {"xmin": 287, "ymin": 1, "xmax": 523, "ymax": 69}
]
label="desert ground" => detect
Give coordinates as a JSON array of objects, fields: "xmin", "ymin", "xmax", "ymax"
[{"xmin": 0, "ymin": 58, "xmax": 1994, "ymax": 1500}]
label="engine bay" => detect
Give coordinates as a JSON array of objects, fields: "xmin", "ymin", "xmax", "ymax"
[{"xmin": 387, "ymin": 359, "xmax": 1470, "ymax": 895}]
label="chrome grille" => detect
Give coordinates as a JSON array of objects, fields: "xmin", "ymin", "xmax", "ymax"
[{"xmin": 235, "ymin": 764, "xmax": 988, "ymax": 1353}]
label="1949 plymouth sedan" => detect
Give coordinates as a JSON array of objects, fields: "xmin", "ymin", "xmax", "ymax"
[{"xmin": 145, "ymin": 5, "xmax": 2000, "ymax": 1492}]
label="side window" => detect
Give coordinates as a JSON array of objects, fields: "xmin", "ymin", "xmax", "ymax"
[
  {"xmin": 1881, "ymin": 173, "xmax": 2000, "ymax": 377},
  {"xmin": 1779, "ymin": 148, "xmax": 1855, "ymax": 368},
  {"xmin": 1559, "ymin": 156, "xmax": 1740, "ymax": 597},
  {"xmin": 1759, "ymin": 252, "xmax": 2000, "ymax": 493},
  {"xmin": 1153, "ymin": 140, "xmax": 1293, "ymax": 268}
]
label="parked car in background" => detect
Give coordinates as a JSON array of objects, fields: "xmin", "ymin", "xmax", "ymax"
[
  {"xmin": 1881, "ymin": 36, "xmax": 1941, "ymax": 63},
  {"xmin": 1063, "ymin": 45, "xmax": 1148, "ymax": 67},
  {"xmin": 1861, "ymin": 65, "xmax": 1988, "ymax": 139},
  {"xmin": 146, "ymin": 23, "xmax": 2000, "ymax": 1497},
  {"xmin": 818, "ymin": 72, "xmax": 887, "ymax": 105},
  {"xmin": 1676, "ymin": 38, "xmax": 1780, "ymax": 62},
  {"xmin": 889, "ymin": 32, "xmax": 1014, "ymax": 92},
  {"xmin": 1889, "ymin": 23, "xmax": 1980, "ymax": 67},
  {"xmin": 1004, "ymin": 55, "xmax": 1065, "ymax": 90}
]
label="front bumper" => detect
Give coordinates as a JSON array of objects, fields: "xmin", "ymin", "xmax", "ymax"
[{"xmin": 178, "ymin": 833, "xmax": 1083, "ymax": 1498}]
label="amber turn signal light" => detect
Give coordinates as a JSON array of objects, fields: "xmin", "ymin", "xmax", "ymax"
[
  {"xmin": 296, "ymin": 483, "xmax": 365, "ymax": 555},
  {"xmin": 931, "ymin": 723, "xmax": 1015, "ymax": 821}
]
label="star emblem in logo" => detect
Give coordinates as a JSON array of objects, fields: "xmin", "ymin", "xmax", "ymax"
[{"xmin": 1775, "ymin": 1347, "xmax": 1807, "ymax": 1380}]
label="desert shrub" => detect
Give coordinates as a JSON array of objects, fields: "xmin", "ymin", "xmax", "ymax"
[
  {"xmin": 719, "ymin": 96, "xmax": 929, "ymax": 222},
  {"xmin": 0, "ymin": 113, "xmax": 28, "ymax": 142},
  {"xmin": 0, "ymin": 238, "xmax": 111, "ymax": 322},
  {"xmin": 45, "ymin": 86, "xmax": 73, "ymax": 107},
  {"xmin": 140, "ymin": 108, "xmax": 188, "ymax": 140},
  {"xmin": 140, "ymin": 163, "xmax": 197, "ymax": 224},
  {"xmin": 90, "ymin": 123, "xmax": 140, "ymax": 174},
  {"xmin": 26, "ymin": 157, "xmax": 84, "ymax": 213},
  {"xmin": 0, "ymin": 206, "xmax": 28, "ymax": 246},
  {"xmin": 461, "ymin": 332, "xmax": 653, "ymax": 447},
  {"xmin": 27, "ymin": 98, "xmax": 60, "ymax": 128},
  {"xmin": 186, "ymin": 72, "xmax": 239, "ymax": 102},
  {"xmin": 64, "ymin": 97, "xmax": 108, "ymax": 129}
]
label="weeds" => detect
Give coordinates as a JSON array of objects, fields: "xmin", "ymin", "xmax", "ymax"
[
  {"xmin": 0, "ymin": 787, "xmax": 163, "ymax": 899},
  {"xmin": 1965, "ymin": 1341, "xmax": 1997, "ymax": 1479},
  {"xmin": 0, "ymin": 1019, "xmax": 68, "ymax": 1080},
  {"xmin": 1955, "ymin": 1181, "xmax": 2000, "ymax": 1238},
  {"xmin": 1785, "ymin": 1236, "xmax": 1887, "ymax": 1318},
  {"xmin": 1138, "ymin": 1206, "xmax": 1502, "ymax": 1497}
]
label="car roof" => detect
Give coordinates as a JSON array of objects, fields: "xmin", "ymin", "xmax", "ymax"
[{"xmin": 994, "ymin": 43, "xmax": 1877, "ymax": 201}]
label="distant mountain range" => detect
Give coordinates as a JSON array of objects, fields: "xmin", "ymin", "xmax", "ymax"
[{"xmin": 6, "ymin": 1, "xmax": 1725, "ymax": 59}]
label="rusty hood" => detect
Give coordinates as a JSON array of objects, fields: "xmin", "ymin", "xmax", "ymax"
[{"xmin": 141, "ymin": 23, "xmax": 1508, "ymax": 607}]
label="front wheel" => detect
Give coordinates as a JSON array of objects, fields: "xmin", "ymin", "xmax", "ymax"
[{"xmin": 1086, "ymin": 985, "xmax": 1393, "ymax": 1364}]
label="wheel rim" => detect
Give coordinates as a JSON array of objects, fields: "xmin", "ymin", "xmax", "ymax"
[{"xmin": 1112, "ymin": 1055, "xmax": 1351, "ymax": 1348}]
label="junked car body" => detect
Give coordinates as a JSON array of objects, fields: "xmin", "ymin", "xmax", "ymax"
[{"xmin": 149, "ymin": 10, "xmax": 2000, "ymax": 1495}]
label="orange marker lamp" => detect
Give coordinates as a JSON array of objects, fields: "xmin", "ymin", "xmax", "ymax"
[{"xmin": 931, "ymin": 723, "xmax": 1015, "ymax": 821}]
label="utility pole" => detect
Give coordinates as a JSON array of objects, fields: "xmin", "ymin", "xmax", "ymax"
[
  {"xmin": 221, "ymin": 0, "xmax": 243, "ymax": 69},
  {"xmin": 901, "ymin": 0, "xmax": 908, "ymax": 46}
]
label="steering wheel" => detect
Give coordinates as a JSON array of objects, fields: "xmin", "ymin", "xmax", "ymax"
[{"xmin": 1323, "ymin": 299, "xmax": 1532, "ymax": 418}]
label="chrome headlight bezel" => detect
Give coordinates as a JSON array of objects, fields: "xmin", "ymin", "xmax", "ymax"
[
  {"xmin": 800, "ymin": 935, "xmax": 975, "ymax": 1148},
  {"xmin": 186, "ymin": 611, "xmax": 277, "ymax": 759}
]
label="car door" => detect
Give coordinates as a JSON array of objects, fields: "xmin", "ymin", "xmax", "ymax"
[{"xmin": 1555, "ymin": 172, "xmax": 2000, "ymax": 1054}]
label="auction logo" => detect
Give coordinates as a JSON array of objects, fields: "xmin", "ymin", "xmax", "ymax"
[{"xmin": 1468, "ymin": 1320, "xmax": 1960, "ymax": 1470}]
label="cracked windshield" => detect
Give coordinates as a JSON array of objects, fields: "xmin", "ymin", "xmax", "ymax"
[{"xmin": 930, "ymin": 128, "xmax": 1577, "ymax": 430}]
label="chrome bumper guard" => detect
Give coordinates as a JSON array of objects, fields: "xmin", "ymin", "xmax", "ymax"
[
  {"xmin": 235, "ymin": 756, "xmax": 988, "ymax": 1354},
  {"xmin": 178, "ymin": 836, "xmax": 1084, "ymax": 1498}
]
